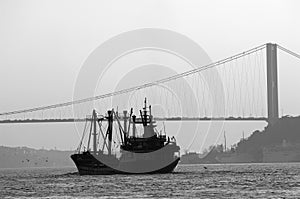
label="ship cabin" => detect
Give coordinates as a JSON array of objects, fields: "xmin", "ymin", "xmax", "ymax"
[{"xmin": 120, "ymin": 98, "xmax": 173, "ymax": 153}]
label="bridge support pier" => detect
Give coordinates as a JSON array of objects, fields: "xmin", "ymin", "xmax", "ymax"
[{"xmin": 266, "ymin": 43, "xmax": 279, "ymax": 125}]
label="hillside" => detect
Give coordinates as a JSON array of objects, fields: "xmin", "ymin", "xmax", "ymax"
[
  {"xmin": 233, "ymin": 116, "xmax": 300, "ymax": 161},
  {"xmin": 0, "ymin": 146, "xmax": 74, "ymax": 168}
]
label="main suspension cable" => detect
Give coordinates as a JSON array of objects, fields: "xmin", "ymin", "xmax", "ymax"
[
  {"xmin": 0, "ymin": 44, "xmax": 266, "ymax": 116},
  {"xmin": 277, "ymin": 45, "xmax": 300, "ymax": 60}
]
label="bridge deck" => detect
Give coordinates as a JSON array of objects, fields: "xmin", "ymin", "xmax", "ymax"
[{"xmin": 0, "ymin": 117, "xmax": 267, "ymax": 124}]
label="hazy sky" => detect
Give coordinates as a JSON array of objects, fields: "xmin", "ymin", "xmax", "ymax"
[{"xmin": 0, "ymin": 0, "xmax": 299, "ymax": 151}]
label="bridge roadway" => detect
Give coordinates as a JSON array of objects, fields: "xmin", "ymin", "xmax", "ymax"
[{"xmin": 0, "ymin": 117, "xmax": 267, "ymax": 124}]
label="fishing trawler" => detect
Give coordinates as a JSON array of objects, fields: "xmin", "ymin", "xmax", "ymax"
[{"xmin": 71, "ymin": 99, "xmax": 180, "ymax": 175}]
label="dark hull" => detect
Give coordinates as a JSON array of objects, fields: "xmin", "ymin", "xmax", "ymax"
[{"xmin": 71, "ymin": 153, "xmax": 180, "ymax": 175}]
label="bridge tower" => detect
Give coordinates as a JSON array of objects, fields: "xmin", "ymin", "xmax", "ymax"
[{"xmin": 266, "ymin": 43, "xmax": 279, "ymax": 125}]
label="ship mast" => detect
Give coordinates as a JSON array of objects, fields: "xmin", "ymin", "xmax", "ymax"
[
  {"xmin": 86, "ymin": 109, "xmax": 114, "ymax": 155},
  {"xmin": 93, "ymin": 110, "xmax": 97, "ymax": 155},
  {"xmin": 106, "ymin": 110, "xmax": 113, "ymax": 155}
]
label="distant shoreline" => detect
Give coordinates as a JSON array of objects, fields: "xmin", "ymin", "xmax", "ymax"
[{"xmin": 0, "ymin": 146, "xmax": 74, "ymax": 169}]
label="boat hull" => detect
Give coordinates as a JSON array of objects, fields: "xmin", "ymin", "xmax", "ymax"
[{"xmin": 71, "ymin": 153, "xmax": 180, "ymax": 175}]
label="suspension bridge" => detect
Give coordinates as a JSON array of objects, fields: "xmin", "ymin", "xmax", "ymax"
[{"xmin": 0, "ymin": 43, "xmax": 299, "ymax": 124}]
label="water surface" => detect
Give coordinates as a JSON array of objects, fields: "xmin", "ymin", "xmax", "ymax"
[{"xmin": 0, "ymin": 163, "xmax": 299, "ymax": 198}]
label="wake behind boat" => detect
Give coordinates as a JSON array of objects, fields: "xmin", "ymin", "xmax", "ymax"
[{"xmin": 71, "ymin": 99, "xmax": 180, "ymax": 175}]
